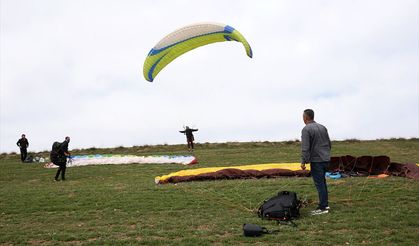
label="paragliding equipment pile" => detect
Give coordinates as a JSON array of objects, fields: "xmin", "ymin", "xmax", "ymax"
[{"xmin": 155, "ymin": 155, "xmax": 419, "ymax": 184}]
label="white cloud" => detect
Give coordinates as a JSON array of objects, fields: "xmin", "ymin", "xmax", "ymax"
[{"xmin": 1, "ymin": 0, "xmax": 418, "ymax": 152}]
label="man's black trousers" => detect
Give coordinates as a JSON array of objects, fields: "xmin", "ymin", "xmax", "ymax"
[
  {"xmin": 20, "ymin": 148, "xmax": 27, "ymax": 162},
  {"xmin": 55, "ymin": 162, "xmax": 67, "ymax": 180}
]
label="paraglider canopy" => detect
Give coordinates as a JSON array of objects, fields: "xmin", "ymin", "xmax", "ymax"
[{"xmin": 143, "ymin": 22, "xmax": 252, "ymax": 82}]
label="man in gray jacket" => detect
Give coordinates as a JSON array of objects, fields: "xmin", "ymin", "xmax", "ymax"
[{"xmin": 300, "ymin": 109, "xmax": 331, "ymax": 215}]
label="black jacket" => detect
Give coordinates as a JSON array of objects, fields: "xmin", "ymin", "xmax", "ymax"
[
  {"xmin": 59, "ymin": 140, "xmax": 69, "ymax": 155},
  {"xmin": 180, "ymin": 129, "xmax": 198, "ymax": 139},
  {"xmin": 17, "ymin": 138, "xmax": 29, "ymax": 149}
]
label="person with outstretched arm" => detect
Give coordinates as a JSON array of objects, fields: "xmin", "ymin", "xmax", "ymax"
[
  {"xmin": 54, "ymin": 136, "xmax": 71, "ymax": 181},
  {"xmin": 16, "ymin": 134, "xmax": 29, "ymax": 162},
  {"xmin": 300, "ymin": 109, "xmax": 332, "ymax": 215},
  {"xmin": 179, "ymin": 126, "xmax": 198, "ymax": 151}
]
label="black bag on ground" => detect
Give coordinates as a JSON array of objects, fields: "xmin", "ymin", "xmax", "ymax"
[
  {"xmin": 23, "ymin": 155, "xmax": 33, "ymax": 163},
  {"xmin": 258, "ymin": 191, "xmax": 301, "ymax": 221},
  {"xmin": 243, "ymin": 224, "xmax": 268, "ymax": 237}
]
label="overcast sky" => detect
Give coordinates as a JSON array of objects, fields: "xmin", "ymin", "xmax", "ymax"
[{"xmin": 1, "ymin": 0, "xmax": 418, "ymax": 153}]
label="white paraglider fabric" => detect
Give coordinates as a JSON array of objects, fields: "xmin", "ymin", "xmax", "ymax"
[{"xmin": 44, "ymin": 154, "xmax": 197, "ymax": 168}]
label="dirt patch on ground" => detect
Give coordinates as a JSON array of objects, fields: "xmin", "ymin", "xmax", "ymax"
[
  {"xmin": 197, "ymin": 224, "xmax": 214, "ymax": 231},
  {"xmin": 27, "ymin": 239, "xmax": 46, "ymax": 245},
  {"xmin": 113, "ymin": 184, "xmax": 127, "ymax": 192}
]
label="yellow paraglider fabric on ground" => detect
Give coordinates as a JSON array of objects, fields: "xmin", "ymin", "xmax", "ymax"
[
  {"xmin": 143, "ymin": 22, "xmax": 252, "ymax": 82},
  {"xmin": 155, "ymin": 163, "xmax": 307, "ymax": 184}
]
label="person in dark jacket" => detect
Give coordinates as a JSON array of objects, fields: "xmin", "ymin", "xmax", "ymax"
[
  {"xmin": 300, "ymin": 109, "xmax": 332, "ymax": 215},
  {"xmin": 16, "ymin": 134, "xmax": 29, "ymax": 162},
  {"xmin": 179, "ymin": 126, "xmax": 198, "ymax": 151},
  {"xmin": 54, "ymin": 136, "xmax": 70, "ymax": 181}
]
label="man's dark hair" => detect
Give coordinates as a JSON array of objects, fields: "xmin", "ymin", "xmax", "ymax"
[{"xmin": 304, "ymin": 109, "xmax": 314, "ymax": 120}]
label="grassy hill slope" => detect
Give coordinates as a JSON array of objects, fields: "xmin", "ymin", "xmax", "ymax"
[{"xmin": 1, "ymin": 139, "xmax": 418, "ymax": 245}]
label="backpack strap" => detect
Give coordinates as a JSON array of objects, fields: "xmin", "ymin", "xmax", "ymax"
[
  {"xmin": 277, "ymin": 220, "xmax": 298, "ymax": 227},
  {"xmin": 262, "ymin": 227, "xmax": 269, "ymax": 234},
  {"xmin": 264, "ymin": 228, "xmax": 280, "ymax": 234}
]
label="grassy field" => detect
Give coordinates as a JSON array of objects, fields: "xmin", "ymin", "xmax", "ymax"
[{"xmin": 1, "ymin": 139, "xmax": 418, "ymax": 245}]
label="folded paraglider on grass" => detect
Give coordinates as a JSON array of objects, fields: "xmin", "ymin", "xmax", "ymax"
[
  {"xmin": 44, "ymin": 154, "xmax": 197, "ymax": 168},
  {"xmin": 155, "ymin": 155, "xmax": 419, "ymax": 184}
]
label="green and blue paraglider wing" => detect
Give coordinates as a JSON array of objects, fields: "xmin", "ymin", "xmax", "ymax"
[{"xmin": 143, "ymin": 22, "xmax": 252, "ymax": 82}]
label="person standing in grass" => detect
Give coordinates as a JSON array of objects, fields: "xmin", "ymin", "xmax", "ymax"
[
  {"xmin": 179, "ymin": 126, "xmax": 198, "ymax": 151},
  {"xmin": 54, "ymin": 136, "xmax": 71, "ymax": 181},
  {"xmin": 16, "ymin": 134, "xmax": 29, "ymax": 162},
  {"xmin": 300, "ymin": 109, "xmax": 332, "ymax": 215}
]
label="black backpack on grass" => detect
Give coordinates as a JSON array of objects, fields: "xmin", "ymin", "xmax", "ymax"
[
  {"xmin": 243, "ymin": 224, "xmax": 268, "ymax": 237},
  {"xmin": 242, "ymin": 224, "xmax": 279, "ymax": 237},
  {"xmin": 258, "ymin": 191, "xmax": 301, "ymax": 222}
]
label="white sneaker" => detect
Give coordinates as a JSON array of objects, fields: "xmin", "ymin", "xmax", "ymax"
[{"xmin": 311, "ymin": 208, "xmax": 329, "ymax": 215}]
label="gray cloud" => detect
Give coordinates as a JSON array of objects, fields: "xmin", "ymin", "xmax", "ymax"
[{"xmin": 1, "ymin": 0, "xmax": 418, "ymax": 152}]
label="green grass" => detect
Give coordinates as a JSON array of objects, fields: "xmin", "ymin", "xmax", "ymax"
[{"xmin": 1, "ymin": 139, "xmax": 418, "ymax": 245}]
